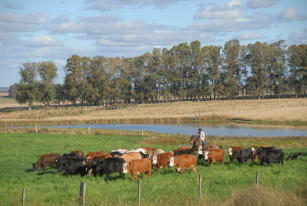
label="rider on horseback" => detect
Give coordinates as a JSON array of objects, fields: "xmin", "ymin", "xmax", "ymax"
[{"xmin": 196, "ymin": 128, "xmax": 206, "ymax": 151}]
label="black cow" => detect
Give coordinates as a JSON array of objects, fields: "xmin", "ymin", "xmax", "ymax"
[
  {"xmin": 173, "ymin": 148, "xmax": 196, "ymax": 156},
  {"xmin": 56, "ymin": 151, "xmax": 82, "ymax": 170},
  {"xmin": 234, "ymin": 148, "xmax": 255, "ymax": 164},
  {"xmin": 57, "ymin": 157, "xmax": 87, "ymax": 175},
  {"xmin": 94, "ymin": 157, "xmax": 126, "ymax": 178},
  {"xmin": 255, "ymin": 147, "xmax": 276, "ymax": 156},
  {"xmin": 258, "ymin": 149, "xmax": 284, "ymax": 165}
]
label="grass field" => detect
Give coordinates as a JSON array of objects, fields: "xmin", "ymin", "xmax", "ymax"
[
  {"xmin": 0, "ymin": 132, "xmax": 306, "ymax": 206},
  {"xmin": 0, "ymin": 98, "xmax": 307, "ymax": 126}
]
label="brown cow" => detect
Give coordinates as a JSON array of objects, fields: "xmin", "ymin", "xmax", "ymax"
[
  {"xmin": 228, "ymin": 146, "xmax": 243, "ymax": 161},
  {"xmin": 152, "ymin": 152, "xmax": 174, "ymax": 170},
  {"xmin": 33, "ymin": 153, "xmax": 61, "ymax": 170},
  {"xmin": 85, "ymin": 151, "xmax": 108, "ymax": 166},
  {"xmin": 169, "ymin": 154, "xmax": 197, "ymax": 174},
  {"xmin": 120, "ymin": 152, "xmax": 143, "ymax": 163},
  {"xmin": 123, "ymin": 158, "xmax": 152, "ymax": 180},
  {"xmin": 204, "ymin": 149, "xmax": 224, "ymax": 165}
]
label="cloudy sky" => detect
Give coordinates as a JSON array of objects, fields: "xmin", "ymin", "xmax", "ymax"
[{"xmin": 0, "ymin": 0, "xmax": 306, "ymax": 87}]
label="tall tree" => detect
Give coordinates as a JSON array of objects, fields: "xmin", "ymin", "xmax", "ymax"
[
  {"xmin": 202, "ymin": 45, "xmax": 221, "ymax": 99},
  {"xmin": 288, "ymin": 44, "xmax": 307, "ymax": 96},
  {"xmin": 16, "ymin": 62, "xmax": 39, "ymax": 110},
  {"xmin": 37, "ymin": 61, "xmax": 57, "ymax": 107},
  {"xmin": 222, "ymin": 39, "xmax": 241, "ymax": 98},
  {"xmin": 64, "ymin": 55, "xmax": 90, "ymax": 105},
  {"xmin": 268, "ymin": 40, "xmax": 288, "ymax": 96},
  {"xmin": 245, "ymin": 42, "xmax": 272, "ymax": 98}
]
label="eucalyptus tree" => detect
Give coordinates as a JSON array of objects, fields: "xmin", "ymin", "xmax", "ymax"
[
  {"xmin": 64, "ymin": 55, "xmax": 90, "ymax": 105},
  {"xmin": 86, "ymin": 56, "xmax": 111, "ymax": 105},
  {"xmin": 190, "ymin": 40, "xmax": 207, "ymax": 99},
  {"xmin": 163, "ymin": 47, "xmax": 181, "ymax": 99},
  {"xmin": 245, "ymin": 42, "xmax": 272, "ymax": 98},
  {"xmin": 15, "ymin": 62, "xmax": 39, "ymax": 110},
  {"xmin": 269, "ymin": 40, "xmax": 288, "ymax": 96},
  {"xmin": 201, "ymin": 45, "xmax": 222, "ymax": 99},
  {"xmin": 55, "ymin": 84, "xmax": 65, "ymax": 106},
  {"xmin": 287, "ymin": 44, "xmax": 307, "ymax": 96},
  {"xmin": 37, "ymin": 61, "xmax": 57, "ymax": 107},
  {"xmin": 222, "ymin": 39, "xmax": 242, "ymax": 98}
]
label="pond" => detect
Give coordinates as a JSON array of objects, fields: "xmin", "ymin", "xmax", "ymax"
[{"xmin": 47, "ymin": 123, "xmax": 307, "ymax": 137}]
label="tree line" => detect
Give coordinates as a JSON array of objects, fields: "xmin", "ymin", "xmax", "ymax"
[{"xmin": 10, "ymin": 39, "xmax": 307, "ymax": 110}]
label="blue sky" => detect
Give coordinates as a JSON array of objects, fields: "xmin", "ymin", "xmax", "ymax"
[{"xmin": 0, "ymin": 0, "xmax": 306, "ymax": 87}]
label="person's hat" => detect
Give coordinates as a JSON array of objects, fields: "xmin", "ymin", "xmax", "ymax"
[{"xmin": 198, "ymin": 128, "xmax": 202, "ymax": 130}]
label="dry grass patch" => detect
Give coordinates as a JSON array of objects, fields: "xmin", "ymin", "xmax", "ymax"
[
  {"xmin": 0, "ymin": 98, "xmax": 307, "ymax": 126},
  {"xmin": 222, "ymin": 185, "xmax": 307, "ymax": 206}
]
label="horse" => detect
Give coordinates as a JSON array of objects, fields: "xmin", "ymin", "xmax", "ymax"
[
  {"xmin": 190, "ymin": 135, "xmax": 203, "ymax": 155},
  {"xmin": 190, "ymin": 135, "xmax": 222, "ymax": 155}
]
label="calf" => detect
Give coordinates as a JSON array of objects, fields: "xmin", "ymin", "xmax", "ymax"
[
  {"xmin": 152, "ymin": 152, "xmax": 174, "ymax": 170},
  {"xmin": 228, "ymin": 146, "xmax": 243, "ymax": 161},
  {"xmin": 123, "ymin": 158, "xmax": 152, "ymax": 180},
  {"xmin": 169, "ymin": 154, "xmax": 197, "ymax": 174},
  {"xmin": 233, "ymin": 148, "xmax": 255, "ymax": 164},
  {"xmin": 33, "ymin": 153, "xmax": 61, "ymax": 170},
  {"xmin": 204, "ymin": 149, "xmax": 224, "ymax": 165},
  {"xmin": 94, "ymin": 157, "xmax": 126, "ymax": 178},
  {"xmin": 258, "ymin": 149, "xmax": 284, "ymax": 165}
]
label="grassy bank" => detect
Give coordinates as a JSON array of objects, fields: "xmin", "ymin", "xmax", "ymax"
[
  {"xmin": 0, "ymin": 132, "xmax": 306, "ymax": 206},
  {"xmin": 1, "ymin": 98, "xmax": 307, "ymax": 127}
]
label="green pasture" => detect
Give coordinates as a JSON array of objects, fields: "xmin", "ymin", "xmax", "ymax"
[{"xmin": 0, "ymin": 133, "xmax": 306, "ymax": 206}]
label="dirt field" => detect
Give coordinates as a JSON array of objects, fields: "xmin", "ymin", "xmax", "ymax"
[{"xmin": 0, "ymin": 98, "xmax": 306, "ymax": 125}]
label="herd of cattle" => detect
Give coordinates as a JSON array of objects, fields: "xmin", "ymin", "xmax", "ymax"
[{"xmin": 32, "ymin": 137, "xmax": 301, "ymax": 180}]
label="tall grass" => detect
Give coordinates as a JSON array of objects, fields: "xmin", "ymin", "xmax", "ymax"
[{"xmin": 0, "ymin": 132, "xmax": 306, "ymax": 205}]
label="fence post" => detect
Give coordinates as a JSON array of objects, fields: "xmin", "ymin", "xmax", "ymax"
[
  {"xmin": 35, "ymin": 124, "xmax": 38, "ymax": 134},
  {"xmin": 256, "ymin": 172, "xmax": 260, "ymax": 186},
  {"xmin": 88, "ymin": 126, "xmax": 91, "ymax": 135},
  {"xmin": 80, "ymin": 182, "xmax": 86, "ymax": 206},
  {"xmin": 141, "ymin": 129, "xmax": 143, "ymax": 136},
  {"xmin": 137, "ymin": 179, "xmax": 141, "ymax": 206},
  {"xmin": 21, "ymin": 189, "xmax": 26, "ymax": 206},
  {"xmin": 198, "ymin": 175, "xmax": 203, "ymax": 201}
]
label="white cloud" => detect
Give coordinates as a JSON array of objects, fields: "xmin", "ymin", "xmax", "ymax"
[
  {"xmin": 191, "ymin": 11, "xmax": 276, "ymax": 32},
  {"xmin": 1, "ymin": 2, "xmax": 25, "ymax": 10},
  {"xmin": 195, "ymin": 1, "xmax": 243, "ymax": 20},
  {"xmin": 86, "ymin": 0, "xmax": 197, "ymax": 11},
  {"xmin": 288, "ymin": 28, "xmax": 307, "ymax": 44},
  {"xmin": 237, "ymin": 32, "xmax": 263, "ymax": 40},
  {"xmin": 28, "ymin": 35, "xmax": 62, "ymax": 47},
  {"xmin": 247, "ymin": 0, "xmax": 278, "ymax": 9},
  {"xmin": 0, "ymin": 12, "xmax": 48, "ymax": 32},
  {"xmin": 195, "ymin": 6, "xmax": 241, "ymax": 20},
  {"xmin": 281, "ymin": 8, "xmax": 307, "ymax": 21},
  {"xmin": 227, "ymin": 0, "xmax": 241, "ymax": 8}
]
